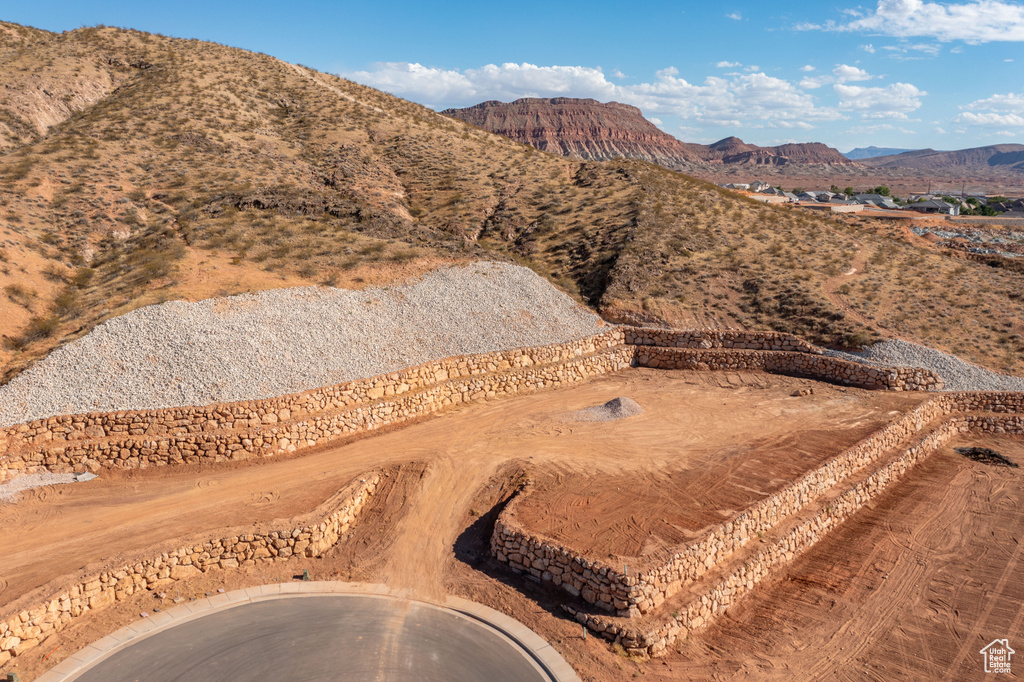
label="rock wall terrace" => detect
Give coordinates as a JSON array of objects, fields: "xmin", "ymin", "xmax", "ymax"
[
  {"xmin": 635, "ymin": 347, "xmax": 942, "ymax": 391},
  {"xmin": 0, "ymin": 473, "xmax": 381, "ymax": 666},
  {"xmin": 0, "ymin": 326, "xmax": 942, "ymax": 484},
  {"xmin": 491, "ymin": 392, "xmax": 1024, "ymax": 656}
]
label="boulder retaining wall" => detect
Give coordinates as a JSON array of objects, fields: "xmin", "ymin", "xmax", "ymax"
[
  {"xmin": 0, "ymin": 327, "xmax": 943, "ymax": 484},
  {"xmin": 0, "ymin": 473, "xmax": 381, "ymax": 666}
]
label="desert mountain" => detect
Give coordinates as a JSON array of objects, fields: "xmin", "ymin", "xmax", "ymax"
[
  {"xmin": 442, "ymin": 98, "xmax": 853, "ymax": 168},
  {"xmin": 442, "ymin": 97, "xmax": 704, "ymax": 166},
  {"xmin": 844, "ymin": 146, "xmax": 917, "ymax": 160},
  {"xmin": 0, "ymin": 22, "xmax": 1021, "ymax": 382},
  {"xmin": 860, "ymin": 144, "xmax": 1024, "ymax": 172}
]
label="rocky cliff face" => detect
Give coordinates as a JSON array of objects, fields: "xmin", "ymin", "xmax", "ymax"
[
  {"xmin": 442, "ymin": 98, "xmax": 854, "ymax": 168},
  {"xmin": 442, "ymin": 98, "xmax": 703, "ymax": 167}
]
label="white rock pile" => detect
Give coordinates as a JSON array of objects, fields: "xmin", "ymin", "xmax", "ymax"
[
  {"xmin": 826, "ymin": 339, "xmax": 1024, "ymax": 392},
  {"xmin": 0, "ymin": 262, "xmax": 605, "ymax": 428},
  {"xmin": 568, "ymin": 396, "xmax": 643, "ymax": 422}
]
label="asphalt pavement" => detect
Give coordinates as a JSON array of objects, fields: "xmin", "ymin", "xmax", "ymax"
[{"xmin": 72, "ymin": 595, "xmax": 550, "ymax": 682}]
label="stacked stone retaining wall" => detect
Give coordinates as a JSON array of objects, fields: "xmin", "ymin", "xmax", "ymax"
[
  {"xmin": 0, "ymin": 330, "xmax": 628, "ymax": 483},
  {"xmin": 0, "ymin": 474, "xmax": 381, "ymax": 665},
  {"xmin": 623, "ymin": 328, "xmax": 820, "ymax": 354},
  {"xmin": 632, "ymin": 347, "xmax": 941, "ymax": 391},
  {"xmin": 492, "ymin": 393, "xmax": 1024, "ymax": 656},
  {"xmin": 0, "ymin": 326, "xmax": 942, "ymax": 484}
]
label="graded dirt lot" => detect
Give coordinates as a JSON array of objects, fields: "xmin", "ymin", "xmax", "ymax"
[
  {"xmin": 3, "ymin": 368, "xmax": 1018, "ymax": 682},
  {"xmin": 658, "ymin": 435, "xmax": 1024, "ymax": 681},
  {"xmin": 515, "ymin": 380, "xmax": 924, "ymax": 559},
  {"xmin": 0, "ymin": 369, "xmax": 923, "ymax": 603}
]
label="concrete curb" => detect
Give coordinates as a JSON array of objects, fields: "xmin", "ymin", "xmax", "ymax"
[{"xmin": 38, "ymin": 581, "xmax": 581, "ymax": 682}]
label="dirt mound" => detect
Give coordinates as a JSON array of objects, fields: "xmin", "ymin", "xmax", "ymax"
[{"xmin": 567, "ymin": 396, "xmax": 643, "ymax": 422}]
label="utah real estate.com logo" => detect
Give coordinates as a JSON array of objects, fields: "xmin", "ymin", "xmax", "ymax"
[{"xmin": 980, "ymin": 639, "xmax": 1014, "ymax": 674}]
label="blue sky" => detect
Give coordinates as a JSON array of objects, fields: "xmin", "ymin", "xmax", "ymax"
[{"xmin": 4, "ymin": 0, "xmax": 1024, "ymax": 151}]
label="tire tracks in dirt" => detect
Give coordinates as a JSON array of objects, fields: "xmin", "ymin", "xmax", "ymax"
[{"xmin": 378, "ymin": 456, "xmax": 499, "ymax": 601}]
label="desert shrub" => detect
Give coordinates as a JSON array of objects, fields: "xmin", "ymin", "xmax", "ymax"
[
  {"xmin": 4, "ymin": 283, "xmax": 37, "ymax": 307},
  {"xmin": 4, "ymin": 314, "xmax": 60, "ymax": 350}
]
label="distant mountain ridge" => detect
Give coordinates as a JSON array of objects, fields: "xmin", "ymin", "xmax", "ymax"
[
  {"xmin": 441, "ymin": 98, "xmax": 854, "ymax": 168},
  {"xmin": 859, "ymin": 144, "xmax": 1024, "ymax": 172},
  {"xmin": 844, "ymin": 146, "xmax": 916, "ymax": 160}
]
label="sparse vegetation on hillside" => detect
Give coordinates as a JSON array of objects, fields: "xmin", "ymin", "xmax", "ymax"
[{"xmin": 0, "ymin": 21, "xmax": 1021, "ymax": 380}]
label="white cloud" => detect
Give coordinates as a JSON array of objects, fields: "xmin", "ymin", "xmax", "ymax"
[
  {"xmin": 882, "ymin": 42, "xmax": 943, "ymax": 57},
  {"xmin": 344, "ymin": 62, "xmax": 617, "ymax": 107},
  {"xmin": 801, "ymin": 64, "xmax": 876, "ymax": 88},
  {"xmin": 612, "ymin": 68, "xmax": 628, "ymax": 79},
  {"xmin": 960, "ymin": 90, "xmax": 1024, "ymax": 111},
  {"xmin": 727, "ymin": 11, "xmax": 743, "ymax": 20},
  {"xmin": 716, "ymin": 61, "xmax": 741, "ymax": 67},
  {"xmin": 745, "ymin": 64, "xmax": 762, "ymax": 72},
  {"xmin": 800, "ymin": 65, "xmax": 816, "ymax": 71},
  {"xmin": 1006, "ymin": 57, "xmax": 1015, "ymax": 60},
  {"xmin": 955, "ymin": 111, "xmax": 1024, "ymax": 125},
  {"xmin": 861, "ymin": 43, "xmax": 877, "ymax": 52},
  {"xmin": 818, "ymin": 0, "xmax": 1024, "ymax": 43},
  {"xmin": 834, "ymin": 82, "xmax": 926, "ymax": 118},
  {"xmin": 935, "ymin": 126, "xmax": 947, "ymax": 133},
  {"xmin": 344, "ymin": 61, "xmax": 846, "ymax": 132},
  {"xmin": 833, "ymin": 64, "xmax": 874, "ymax": 81},
  {"xmin": 650, "ymin": 117, "xmax": 664, "ymax": 126},
  {"xmin": 955, "ymin": 92, "xmax": 1024, "ymax": 126},
  {"xmin": 625, "ymin": 70, "xmax": 842, "ymax": 124},
  {"xmin": 844, "ymin": 122, "xmax": 915, "ymax": 134}
]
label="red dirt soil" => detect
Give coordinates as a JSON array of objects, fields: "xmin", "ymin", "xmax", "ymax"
[
  {"xmin": 1, "ymin": 368, "xmax": 1018, "ymax": 682},
  {"xmin": 515, "ymin": 376, "xmax": 925, "ymax": 559},
  {"xmin": 659, "ymin": 435, "xmax": 1024, "ymax": 681}
]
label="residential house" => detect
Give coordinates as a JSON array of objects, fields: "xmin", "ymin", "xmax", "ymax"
[
  {"xmin": 913, "ymin": 199, "xmax": 960, "ymax": 215},
  {"xmin": 854, "ymin": 194, "xmax": 900, "ymax": 210}
]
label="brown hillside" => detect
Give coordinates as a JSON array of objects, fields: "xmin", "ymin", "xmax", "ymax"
[{"xmin": 0, "ymin": 24, "xmax": 1022, "ymax": 382}]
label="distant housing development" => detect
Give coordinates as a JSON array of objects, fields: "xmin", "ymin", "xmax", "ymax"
[{"xmin": 721, "ymin": 181, "xmax": 1022, "ymax": 219}]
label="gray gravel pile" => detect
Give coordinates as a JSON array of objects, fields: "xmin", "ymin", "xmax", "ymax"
[
  {"xmin": 0, "ymin": 472, "xmax": 81, "ymax": 503},
  {"xmin": 825, "ymin": 339, "xmax": 1024, "ymax": 392},
  {"xmin": 0, "ymin": 262, "xmax": 606, "ymax": 428},
  {"xmin": 568, "ymin": 396, "xmax": 643, "ymax": 422}
]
